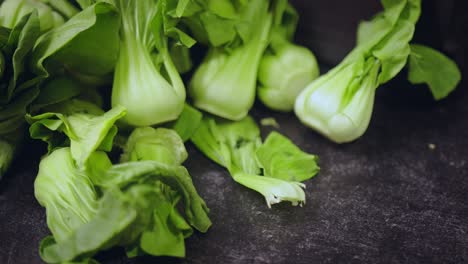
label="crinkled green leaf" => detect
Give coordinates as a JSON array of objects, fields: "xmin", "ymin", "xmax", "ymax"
[
  {"xmin": 256, "ymin": 132, "xmax": 319, "ymax": 182},
  {"xmin": 35, "ymin": 148, "xmax": 99, "ymax": 244},
  {"xmin": 27, "ymin": 103, "xmax": 126, "ymax": 167},
  {"xmin": 191, "ymin": 116, "xmax": 318, "ymax": 207},
  {"xmin": 91, "ymin": 161, "xmax": 211, "ymax": 233},
  {"xmin": 121, "ymin": 127, "xmax": 188, "ymax": 166},
  {"xmin": 233, "ymin": 172, "xmax": 306, "ymax": 208},
  {"xmin": 191, "ymin": 116, "xmax": 260, "ymax": 174},
  {"xmin": 139, "ymin": 186, "xmax": 193, "ymax": 257},
  {"xmin": 39, "ymin": 187, "xmax": 141, "ymax": 263},
  {"xmin": 356, "ymin": 0, "xmax": 407, "ymax": 49}
]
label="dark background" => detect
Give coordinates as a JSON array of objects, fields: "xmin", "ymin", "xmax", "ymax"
[{"xmin": 1, "ymin": 0, "xmax": 468, "ymax": 263}]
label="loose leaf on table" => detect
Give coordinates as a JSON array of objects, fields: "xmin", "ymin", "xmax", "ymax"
[
  {"xmin": 191, "ymin": 115, "xmax": 320, "ymax": 207},
  {"xmin": 256, "ymin": 132, "xmax": 320, "ymax": 182}
]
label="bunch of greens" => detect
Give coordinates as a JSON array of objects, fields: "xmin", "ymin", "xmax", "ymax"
[
  {"xmin": 31, "ymin": 109, "xmax": 211, "ymax": 262},
  {"xmin": 0, "ymin": 0, "xmax": 462, "ymax": 263},
  {"xmin": 27, "ymin": 75, "xmax": 211, "ymax": 262},
  {"xmin": 294, "ymin": 0, "xmax": 461, "ymax": 143},
  {"xmin": 22, "ymin": 1, "xmax": 210, "ymax": 262}
]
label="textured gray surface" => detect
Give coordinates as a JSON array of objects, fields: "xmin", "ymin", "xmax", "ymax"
[{"xmin": 1, "ymin": 1, "xmax": 468, "ymax": 264}]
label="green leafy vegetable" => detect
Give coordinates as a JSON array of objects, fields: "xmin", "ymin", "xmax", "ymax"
[
  {"xmin": 35, "ymin": 148, "xmax": 99, "ymax": 244},
  {"xmin": 258, "ymin": 0, "xmax": 319, "ymax": 112},
  {"xmin": 33, "ymin": 104, "xmax": 210, "ymax": 262},
  {"xmin": 295, "ymin": 0, "xmax": 461, "ymax": 143},
  {"xmin": 121, "ymin": 127, "xmax": 188, "ymax": 165},
  {"xmin": 27, "ymin": 103, "xmax": 126, "ymax": 167},
  {"xmin": 191, "ymin": 116, "xmax": 319, "ymax": 207},
  {"xmin": 408, "ymin": 44, "xmax": 461, "ymax": 100},
  {"xmin": 119, "ymin": 127, "xmax": 198, "ymax": 257},
  {"xmin": 110, "ymin": 0, "xmax": 192, "ymax": 126},
  {"xmin": 175, "ymin": 0, "xmax": 239, "ymax": 47},
  {"xmin": 0, "ymin": 0, "xmax": 65, "ymax": 32},
  {"xmin": 31, "ymin": 2, "xmax": 121, "ymax": 80},
  {"xmin": 188, "ymin": 0, "xmax": 273, "ymax": 120},
  {"xmin": 0, "ymin": 12, "xmax": 41, "ymax": 179},
  {"xmin": 169, "ymin": 104, "xmax": 203, "ymax": 142},
  {"xmin": 257, "ymin": 132, "xmax": 320, "ymax": 182},
  {"xmin": 36, "ymin": 131, "xmax": 210, "ymax": 262},
  {"xmin": 93, "ymin": 161, "xmax": 211, "ymax": 232},
  {"xmin": 295, "ymin": 57, "xmax": 380, "ymax": 143},
  {"xmin": 41, "ymin": 0, "xmax": 81, "ymax": 19}
]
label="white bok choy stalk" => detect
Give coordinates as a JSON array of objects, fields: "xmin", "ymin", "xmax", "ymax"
[{"xmin": 111, "ymin": 0, "xmax": 188, "ymax": 127}]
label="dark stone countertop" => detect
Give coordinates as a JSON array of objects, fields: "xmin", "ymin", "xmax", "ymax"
[{"xmin": 1, "ymin": 1, "xmax": 468, "ymax": 263}]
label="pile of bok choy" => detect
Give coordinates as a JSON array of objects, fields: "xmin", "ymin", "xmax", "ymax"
[{"xmin": 0, "ymin": 0, "xmax": 461, "ymax": 263}]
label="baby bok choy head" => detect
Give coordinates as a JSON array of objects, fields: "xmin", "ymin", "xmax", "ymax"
[
  {"xmin": 295, "ymin": 58, "xmax": 380, "ymax": 143},
  {"xmin": 295, "ymin": 0, "xmax": 460, "ymax": 144},
  {"xmin": 188, "ymin": 0, "xmax": 273, "ymax": 121},
  {"xmin": 111, "ymin": 0, "xmax": 191, "ymax": 127},
  {"xmin": 258, "ymin": 34, "xmax": 319, "ymax": 112},
  {"xmin": 257, "ymin": 0, "xmax": 319, "ymax": 112}
]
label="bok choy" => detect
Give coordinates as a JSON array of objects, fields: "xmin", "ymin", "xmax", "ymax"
[
  {"xmin": 110, "ymin": 0, "xmax": 194, "ymax": 126},
  {"xmin": 295, "ymin": 0, "xmax": 461, "ymax": 143}
]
